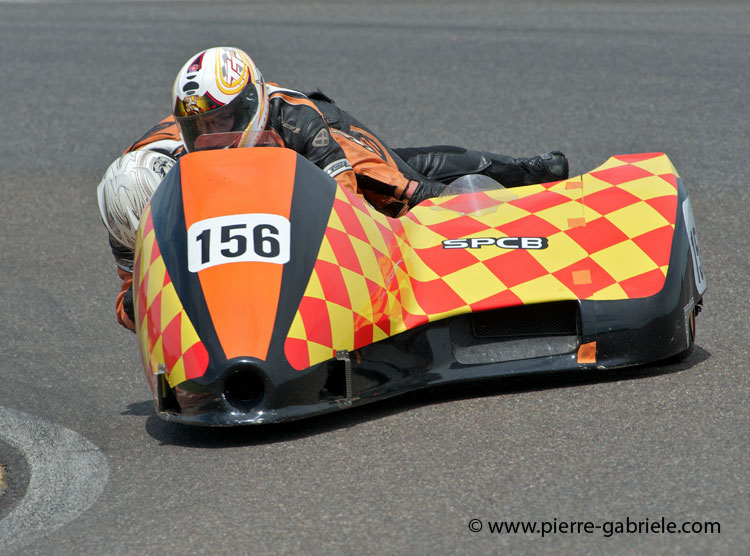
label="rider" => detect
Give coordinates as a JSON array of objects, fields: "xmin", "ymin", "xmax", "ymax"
[{"xmin": 99, "ymin": 46, "xmax": 569, "ymax": 330}]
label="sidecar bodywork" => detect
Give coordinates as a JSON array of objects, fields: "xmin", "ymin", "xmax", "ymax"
[{"xmin": 133, "ymin": 148, "xmax": 705, "ymax": 425}]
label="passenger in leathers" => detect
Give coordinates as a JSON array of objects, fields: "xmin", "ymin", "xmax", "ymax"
[{"xmin": 103, "ymin": 47, "xmax": 569, "ymax": 330}]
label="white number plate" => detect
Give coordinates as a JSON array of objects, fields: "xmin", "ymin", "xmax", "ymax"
[
  {"xmin": 187, "ymin": 213, "xmax": 291, "ymax": 273},
  {"xmin": 682, "ymin": 198, "xmax": 706, "ymax": 295}
]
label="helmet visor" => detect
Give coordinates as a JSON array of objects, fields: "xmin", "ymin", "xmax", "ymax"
[{"xmin": 175, "ymin": 85, "xmax": 259, "ymax": 152}]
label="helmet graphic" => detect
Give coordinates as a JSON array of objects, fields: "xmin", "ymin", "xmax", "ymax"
[
  {"xmin": 96, "ymin": 150, "xmax": 176, "ymax": 249},
  {"xmin": 172, "ymin": 46, "xmax": 269, "ymax": 152}
]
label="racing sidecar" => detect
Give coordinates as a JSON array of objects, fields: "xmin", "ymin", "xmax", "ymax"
[{"xmin": 133, "ymin": 144, "xmax": 706, "ymax": 425}]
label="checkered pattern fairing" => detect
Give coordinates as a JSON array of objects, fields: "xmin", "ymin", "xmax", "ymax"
[
  {"xmin": 133, "ymin": 205, "xmax": 209, "ymax": 387},
  {"xmin": 284, "ymin": 153, "xmax": 680, "ymax": 370}
]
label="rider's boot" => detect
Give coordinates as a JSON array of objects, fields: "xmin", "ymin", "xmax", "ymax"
[{"xmin": 480, "ymin": 151, "xmax": 569, "ymax": 187}]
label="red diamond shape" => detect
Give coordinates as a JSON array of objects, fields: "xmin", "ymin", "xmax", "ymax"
[
  {"xmin": 147, "ymin": 291, "xmax": 163, "ymax": 343},
  {"xmin": 483, "ymin": 249, "xmax": 549, "ymax": 288},
  {"xmin": 141, "ymin": 210, "xmax": 154, "ymax": 238},
  {"xmin": 150, "ymin": 239, "xmax": 161, "ymax": 264},
  {"xmin": 469, "ymin": 289, "xmax": 523, "ymax": 312},
  {"xmin": 326, "ymin": 228, "xmax": 362, "ymax": 274},
  {"xmin": 646, "ymin": 195, "xmax": 677, "ymax": 224},
  {"xmin": 284, "ymin": 337, "xmax": 310, "ymax": 371},
  {"xmin": 583, "ymin": 187, "xmax": 641, "ymax": 215},
  {"xmin": 429, "ymin": 214, "xmax": 491, "ymax": 239},
  {"xmin": 591, "ymin": 164, "xmax": 653, "ymax": 185},
  {"xmin": 315, "ymin": 260, "xmax": 351, "ymax": 309},
  {"xmin": 402, "ymin": 308, "xmax": 429, "ymax": 330},
  {"xmin": 410, "ymin": 276, "xmax": 467, "ymax": 314},
  {"xmin": 496, "ymin": 213, "xmax": 561, "ymax": 237},
  {"xmin": 632, "ymin": 226, "xmax": 674, "ymax": 267},
  {"xmin": 613, "ymin": 153, "xmax": 663, "ymax": 164},
  {"xmin": 658, "ymin": 173, "xmax": 678, "ymax": 189},
  {"xmin": 620, "ymin": 268, "xmax": 666, "ymax": 298},
  {"xmin": 334, "ymin": 197, "xmax": 369, "ymax": 244},
  {"xmin": 436, "ymin": 191, "xmax": 499, "ymax": 214},
  {"xmin": 565, "ymin": 217, "xmax": 629, "ymax": 254},
  {"xmin": 183, "ymin": 341, "xmax": 209, "ymax": 380},
  {"xmin": 353, "ymin": 320, "xmax": 374, "ymax": 349},
  {"xmin": 161, "ymin": 313, "xmax": 183, "ymax": 371},
  {"xmin": 416, "ymin": 243, "xmax": 478, "ymax": 276},
  {"xmin": 299, "ymin": 296, "xmax": 332, "ymax": 348}
]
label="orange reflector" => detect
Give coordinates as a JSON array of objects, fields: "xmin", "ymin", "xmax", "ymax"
[
  {"xmin": 567, "ymin": 217, "xmax": 586, "ymax": 228},
  {"xmin": 572, "ymin": 269, "xmax": 592, "ymax": 285},
  {"xmin": 565, "ymin": 181, "xmax": 583, "ymax": 190},
  {"xmin": 577, "ymin": 341, "xmax": 597, "ymax": 364}
]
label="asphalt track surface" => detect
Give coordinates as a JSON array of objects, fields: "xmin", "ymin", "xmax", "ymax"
[{"xmin": 0, "ymin": 1, "xmax": 748, "ymax": 554}]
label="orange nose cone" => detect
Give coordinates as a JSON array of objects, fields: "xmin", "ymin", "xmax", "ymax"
[{"xmin": 180, "ymin": 148, "xmax": 297, "ymax": 361}]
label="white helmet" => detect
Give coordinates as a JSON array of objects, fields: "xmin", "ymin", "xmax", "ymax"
[
  {"xmin": 96, "ymin": 150, "xmax": 175, "ymax": 249},
  {"xmin": 172, "ymin": 46, "xmax": 269, "ymax": 152}
]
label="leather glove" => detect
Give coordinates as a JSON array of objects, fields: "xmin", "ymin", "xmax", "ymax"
[
  {"xmin": 122, "ymin": 285, "xmax": 135, "ymax": 324},
  {"xmin": 408, "ymin": 179, "xmax": 447, "ymax": 207}
]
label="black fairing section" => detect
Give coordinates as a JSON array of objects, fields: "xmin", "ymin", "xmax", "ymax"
[
  {"xmin": 149, "ymin": 161, "xmax": 702, "ymax": 426},
  {"xmin": 149, "ymin": 163, "xmax": 223, "ymax": 367},
  {"xmin": 148, "ymin": 151, "xmax": 340, "ymax": 422}
]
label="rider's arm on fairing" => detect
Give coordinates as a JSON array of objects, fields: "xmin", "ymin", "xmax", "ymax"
[
  {"xmin": 109, "ymin": 117, "xmax": 185, "ymax": 331},
  {"xmin": 266, "ymin": 87, "xmax": 359, "ymax": 195}
]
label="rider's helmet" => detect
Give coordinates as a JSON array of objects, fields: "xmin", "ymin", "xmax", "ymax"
[
  {"xmin": 172, "ymin": 46, "xmax": 269, "ymax": 152},
  {"xmin": 96, "ymin": 150, "xmax": 176, "ymax": 249}
]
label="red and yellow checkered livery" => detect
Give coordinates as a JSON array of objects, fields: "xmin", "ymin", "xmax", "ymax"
[
  {"xmin": 133, "ymin": 205, "xmax": 209, "ymax": 388},
  {"xmin": 284, "ymin": 152, "xmax": 680, "ymax": 370}
]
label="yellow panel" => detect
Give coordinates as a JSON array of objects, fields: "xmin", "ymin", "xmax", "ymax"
[
  {"xmin": 393, "ymin": 270, "xmax": 421, "ymax": 317},
  {"xmin": 180, "ymin": 311, "xmax": 200, "ymax": 349},
  {"xmin": 149, "ymin": 335, "xmax": 164, "ymax": 372},
  {"xmin": 327, "ymin": 302, "xmax": 355, "ymax": 349},
  {"xmin": 631, "ymin": 155, "xmax": 679, "ymax": 177},
  {"xmin": 305, "ymin": 270, "xmax": 326, "ymax": 300},
  {"xmin": 139, "ymin": 230, "xmax": 156, "ymax": 279},
  {"xmin": 605, "ymin": 203, "xmax": 669, "ymax": 238},
  {"xmin": 589, "ymin": 282, "xmax": 628, "ymax": 300},
  {"xmin": 536, "ymin": 200, "xmax": 586, "ymax": 231},
  {"xmin": 591, "ymin": 240, "xmax": 658, "ymax": 282},
  {"xmin": 326, "ymin": 204, "xmax": 345, "ymax": 232},
  {"xmin": 315, "ymin": 236, "xmax": 338, "ymax": 265},
  {"xmin": 487, "ymin": 203, "xmax": 534, "ymax": 227},
  {"xmin": 581, "ymin": 204, "xmax": 604, "ymax": 221},
  {"xmin": 443, "ymin": 263, "xmax": 508, "ymax": 305},
  {"xmin": 286, "ymin": 311, "xmax": 306, "ymax": 340},
  {"xmin": 358, "ymin": 214, "xmax": 390, "ymax": 255},
  {"xmin": 409, "ymin": 204, "xmax": 470, "ymax": 225},
  {"xmin": 145, "ymin": 259, "xmax": 166, "ymax": 305},
  {"xmin": 307, "ymin": 341, "xmax": 334, "ymax": 364},
  {"xmin": 167, "ymin": 358, "xmax": 186, "ymax": 388},
  {"xmin": 591, "ymin": 157, "xmax": 626, "ymax": 171},
  {"xmin": 582, "ymin": 178, "xmax": 616, "ymax": 196},
  {"xmin": 401, "ymin": 246, "xmax": 440, "ymax": 282},
  {"xmin": 511, "ymin": 274, "xmax": 577, "ymax": 304},
  {"xmin": 159, "ymin": 283, "xmax": 182, "ymax": 332},
  {"xmin": 350, "ymin": 236, "xmax": 387, "ymax": 286},
  {"xmin": 550, "ymin": 180, "xmax": 584, "ymax": 200},
  {"xmin": 619, "ymin": 176, "xmax": 678, "ymax": 201},
  {"xmin": 531, "ymin": 232, "xmax": 589, "ymax": 273},
  {"xmin": 341, "ymin": 266, "xmax": 371, "ymax": 320},
  {"xmin": 401, "ymin": 219, "xmax": 454, "ymax": 249},
  {"xmin": 372, "ymin": 325, "xmax": 389, "ymax": 342}
]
